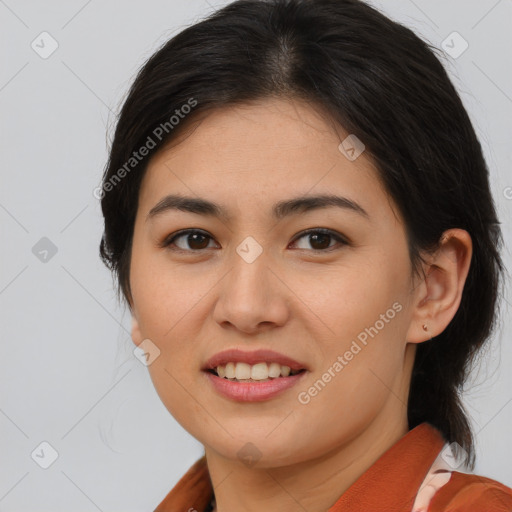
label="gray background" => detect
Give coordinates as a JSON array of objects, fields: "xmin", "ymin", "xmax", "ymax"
[{"xmin": 1, "ymin": 0, "xmax": 511, "ymax": 510}]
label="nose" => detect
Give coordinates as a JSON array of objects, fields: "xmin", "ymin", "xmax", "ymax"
[{"xmin": 212, "ymin": 246, "xmax": 290, "ymax": 334}]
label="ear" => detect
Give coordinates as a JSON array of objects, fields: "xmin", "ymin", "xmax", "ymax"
[
  {"xmin": 405, "ymin": 228, "xmax": 473, "ymax": 343},
  {"xmin": 131, "ymin": 313, "xmax": 143, "ymax": 347}
]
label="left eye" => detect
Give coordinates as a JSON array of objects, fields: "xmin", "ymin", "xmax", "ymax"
[
  {"xmin": 290, "ymin": 229, "xmax": 348, "ymax": 251},
  {"xmin": 161, "ymin": 228, "xmax": 347, "ymax": 252}
]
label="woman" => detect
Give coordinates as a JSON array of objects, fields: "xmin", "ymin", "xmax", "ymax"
[{"xmin": 98, "ymin": 0, "xmax": 512, "ymax": 510}]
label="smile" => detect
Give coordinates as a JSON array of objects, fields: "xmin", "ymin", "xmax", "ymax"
[{"xmin": 210, "ymin": 361, "xmax": 304, "ymax": 381}]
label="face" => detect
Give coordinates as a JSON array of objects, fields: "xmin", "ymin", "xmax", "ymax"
[{"xmin": 129, "ymin": 97, "xmax": 420, "ymax": 467}]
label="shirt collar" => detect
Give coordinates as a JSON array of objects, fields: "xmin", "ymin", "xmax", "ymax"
[
  {"xmin": 155, "ymin": 422, "xmax": 446, "ymax": 512},
  {"xmin": 327, "ymin": 422, "xmax": 446, "ymax": 511}
]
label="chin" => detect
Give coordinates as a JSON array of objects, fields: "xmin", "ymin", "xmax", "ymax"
[{"xmin": 205, "ymin": 435, "xmax": 309, "ymax": 469}]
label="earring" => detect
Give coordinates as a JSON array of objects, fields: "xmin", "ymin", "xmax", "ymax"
[{"xmin": 422, "ymin": 324, "xmax": 428, "ymax": 332}]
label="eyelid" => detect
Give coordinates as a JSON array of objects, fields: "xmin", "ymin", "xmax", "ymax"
[
  {"xmin": 290, "ymin": 228, "xmax": 349, "ymax": 249},
  {"xmin": 159, "ymin": 228, "xmax": 214, "ymax": 250},
  {"xmin": 160, "ymin": 227, "xmax": 349, "ymax": 252}
]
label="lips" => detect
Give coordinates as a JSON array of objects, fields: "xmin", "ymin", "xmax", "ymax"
[{"xmin": 202, "ymin": 348, "xmax": 308, "ymax": 372}]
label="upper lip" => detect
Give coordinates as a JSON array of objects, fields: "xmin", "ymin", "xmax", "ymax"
[{"xmin": 202, "ymin": 348, "xmax": 308, "ymax": 372}]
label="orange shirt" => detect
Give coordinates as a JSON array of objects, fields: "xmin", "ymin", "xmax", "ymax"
[{"xmin": 154, "ymin": 422, "xmax": 512, "ymax": 511}]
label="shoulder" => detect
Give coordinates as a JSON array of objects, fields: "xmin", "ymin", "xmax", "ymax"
[
  {"xmin": 154, "ymin": 456, "xmax": 213, "ymax": 512},
  {"xmin": 429, "ymin": 471, "xmax": 512, "ymax": 511}
]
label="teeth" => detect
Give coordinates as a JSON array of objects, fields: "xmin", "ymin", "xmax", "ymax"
[
  {"xmin": 213, "ymin": 361, "xmax": 301, "ymax": 380},
  {"xmin": 251, "ymin": 362, "xmax": 268, "ymax": 380},
  {"xmin": 268, "ymin": 362, "xmax": 282, "ymax": 378},
  {"xmin": 235, "ymin": 362, "xmax": 251, "ymax": 380},
  {"xmin": 225, "ymin": 362, "xmax": 236, "ymax": 379}
]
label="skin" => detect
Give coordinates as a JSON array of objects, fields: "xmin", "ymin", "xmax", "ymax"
[{"xmin": 129, "ymin": 97, "xmax": 472, "ymax": 512}]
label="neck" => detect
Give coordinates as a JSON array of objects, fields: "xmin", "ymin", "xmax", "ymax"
[{"xmin": 204, "ymin": 411, "xmax": 409, "ymax": 512}]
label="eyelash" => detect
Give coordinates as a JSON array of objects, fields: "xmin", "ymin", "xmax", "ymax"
[{"xmin": 160, "ymin": 228, "xmax": 349, "ymax": 253}]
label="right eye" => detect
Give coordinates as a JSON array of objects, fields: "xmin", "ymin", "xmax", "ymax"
[{"xmin": 160, "ymin": 229, "xmax": 218, "ymax": 252}]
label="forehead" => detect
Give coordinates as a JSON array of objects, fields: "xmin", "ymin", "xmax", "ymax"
[{"xmin": 137, "ymin": 98, "xmax": 390, "ymax": 222}]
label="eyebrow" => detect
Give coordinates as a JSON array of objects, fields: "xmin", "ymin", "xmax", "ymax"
[{"xmin": 146, "ymin": 193, "xmax": 370, "ymax": 223}]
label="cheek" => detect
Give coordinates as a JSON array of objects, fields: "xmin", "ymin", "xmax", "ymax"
[
  {"xmin": 305, "ymin": 259, "xmax": 404, "ymax": 346},
  {"xmin": 130, "ymin": 245, "xmax": 211, "ymax": 340},
  {"xmin": 129, "ymin": 249, "xmax": 218, "ymax": 374},
  {"xmin": 294, "ymin": 311, "xmax": 407, "ymax": 450},
  {"xmin": 300, "ymin": 257, "xmax": 409, "ymax": 404},
  {"xmin": 145, "ymin": 362, "xmax": 206, "ymax": 439}
]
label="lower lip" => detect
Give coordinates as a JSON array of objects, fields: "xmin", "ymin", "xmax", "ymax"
[{"xmin": 203, "ymin": 370, "xmax": 308, "ymax": 402}]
